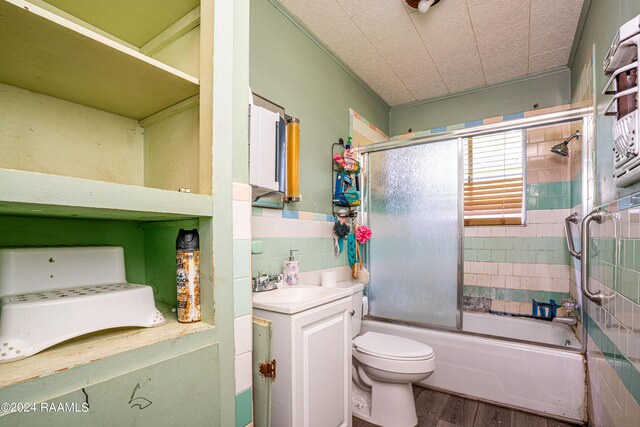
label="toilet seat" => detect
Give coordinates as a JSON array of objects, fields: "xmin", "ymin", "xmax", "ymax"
[
  {"xmin": 353, "ymin": 332, "xmax": 436, "ymax": 376},
  {"xmin": 353, "ymin": 332, "xmax": 434, "ymax": 361}
]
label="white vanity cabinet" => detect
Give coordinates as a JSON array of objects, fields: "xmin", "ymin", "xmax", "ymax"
[{"xmin": 254, "ymin": 295, "xmax": 352, "ymax": 427}]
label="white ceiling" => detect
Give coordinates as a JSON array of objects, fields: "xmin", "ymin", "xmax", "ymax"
[{"xmin": 278, "ymin": 0, "xmax": 584, "ymax": 106}]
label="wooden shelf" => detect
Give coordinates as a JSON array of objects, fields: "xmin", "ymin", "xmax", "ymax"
[
  {"xmin": 41, "ymin": 0, "xmax": 200, "ymax": 48},
  {"xmin": 0, "ymin": 0, "xmax": 199, "ymax": 120},
  {"xmin": 0, "ymin": 304, "xmax": 214, "ymax": 388},
  {"xmin": 0, "ymin": 169, "xmax": 213, "ymax": 221}
]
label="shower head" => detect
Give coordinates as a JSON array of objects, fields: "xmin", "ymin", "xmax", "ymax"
[{"xmin": 550, "ymin": 130, "xmax": 581, "ymax": 157}]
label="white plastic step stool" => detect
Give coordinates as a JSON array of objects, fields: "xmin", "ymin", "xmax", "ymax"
[{"xmin": 0, "ymin": 246, "xmax": 166, "ymax": 363}]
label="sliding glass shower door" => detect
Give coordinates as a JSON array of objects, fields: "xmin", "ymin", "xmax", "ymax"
[{"xmin": 365, "ymin": 139, "xmax": 461, "ymax": 328}]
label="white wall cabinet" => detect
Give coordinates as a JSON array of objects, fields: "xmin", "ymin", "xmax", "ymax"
[{"xmin": 254, "ymin": 297, "xmax": 352, "ymax": 427}]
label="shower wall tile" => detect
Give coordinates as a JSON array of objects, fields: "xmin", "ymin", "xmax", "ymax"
[
  {"xmin": 463, "ymin": 123, "xmax": 580, "ymax": 316},
  {"xmin": 584, "ymin": 192, "xmax": 640, "ymax": 422}
]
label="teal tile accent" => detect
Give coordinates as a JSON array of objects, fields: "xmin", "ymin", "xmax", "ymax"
[
  {"xmin": 619, "ymin": 196, "xmax": 631, "ymax": 210},
  {"xmin": 585, "ymin": 313, "xmax": 640, "ymax": 405},
  {"xmin": 484, "ymin": 239, "xmax": 500, "ymax": 249},
  {"xmin": 546, "ymin": 181, "xmax": 563, "ymax": 196},
  {"xmin": 251, "ymin": 240, "xmax": 264, "ymax": 254},
  {"xmin": 447, "ymin": 123, "xmax": 465, "ymax": 131},
  {"xmin": 525, "ymin": 182, "xmax": 571, "ymax": 210},
  {"xmin": 313, "ymin": 213, "xmax": 328, "ymax": 221},
  {"xmin": 491, "ymin": 250, "xmax": 506, "ymax": 262},
  {"xmin": 235, "ymin": 387, "xmax": 253, "ymax": 427},
  {"xmin": 538, "ymin": 196, "xmax": 555, "ymax": 210},
  {"xmin": 307, "ymin": 237, "xmax": 324, "ymax": 254},
  {"xmin": 463, "ymin": 237, "xmax": 570, "ymax": 264},
  {"xmin": 477, "ymin": 250, "xmax": 491, "ymax": 262},
  {"xmin": 233, "ymin": 240, "xmax": 251, "ymax": 279},
  {"xmin": 527, "ymin": 183, "xmax": 541, "ymax": 197},
  {"xmin": 293, "ymin": 237, "xmax": 307, "ymax": 253},
  {"xmin": 620, "ymin": 268, "xmax": 639, "ymax": 303},
  {"xmin": 504, "ymin": 250, "xmax": 521, "ymax": 262},
  {"xmin": 464, "ymin": 249, "xmax": 477, "ymax": 261},
  {"xmin": 233, "ymin": 278, "xmax": 251, "ymax": 317},
  {"xmin": 622, "ymin": 240, "xmax": 635, "ymax": 269}
]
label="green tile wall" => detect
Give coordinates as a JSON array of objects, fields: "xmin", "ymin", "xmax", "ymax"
[
  {"xmin": 591, "ymin": 238, "xmax": 640, "ymax": 304},
  {"xmin": 526, "ymin": 182, "xmax": 572, "ymax": 210},
  {"xmin": 585, "ymin": 314, "xmax": 640, "ymax": 404},
  {"xmin": 235, "ymin": 387, "xmax": 253, "ymax": 427},
  {"xmin": 463, "ymin": 237, "xmax": 570, "ymax": 265},
  {"xmin": 251, "ymin": 237, "xmax": 348, "ymax": 276},
  {"xmin": 583, "ymin": 196, "xmax": 640, "ymax": 410},
  {"xmin": 571, "ymin": 172, "xmax": 582, "ymax": 209},
  {"xmin": 233, "ymin": 240, "xmax": 252, "ymax": 279},
  {"xmin": 233, "ymin": 278, "xmax": 251, "ymax": 317}
]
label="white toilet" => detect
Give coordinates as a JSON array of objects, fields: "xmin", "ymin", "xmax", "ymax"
[{"xmin": 347, "ymin": 283, "xmax": 436, "ymax": 427}]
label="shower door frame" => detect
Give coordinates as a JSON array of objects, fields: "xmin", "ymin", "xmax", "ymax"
[
  {"xmin": 357, "ymin": 106, "xmax": 592, "ymax": 350},
  {"xmin": 360, "ymin": 137, "xmax": 464, "ymax": 330}
]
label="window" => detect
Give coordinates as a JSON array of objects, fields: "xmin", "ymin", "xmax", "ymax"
[{"xmin": 463, "ymin": 130, "xmax": 524, "ymax": 226}]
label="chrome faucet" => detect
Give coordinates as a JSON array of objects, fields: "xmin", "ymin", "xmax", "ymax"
[
  {"xmin": 560, "ymin": 298, "xmax": 579, "ymax": 314},
  {"xmin": 553, "ymin": 299, "xmax": 579, "ymax": 326},
  {"xmin": 252, "ymin": 273, "xmax": 283, "ymax": 293}
]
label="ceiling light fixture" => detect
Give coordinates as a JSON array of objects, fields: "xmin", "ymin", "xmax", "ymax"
[{"xmin": 406, "ymin": 0, "xmax": 441, "ymax": 13}]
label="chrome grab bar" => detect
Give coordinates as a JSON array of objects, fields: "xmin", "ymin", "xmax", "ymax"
[
  {"xmin": 580, "ymin": 208, "xmax": 605, "ymax": 305},
  {"xmin": 563, "ymin": 212, "xmax": 581, "ymax": 259}
]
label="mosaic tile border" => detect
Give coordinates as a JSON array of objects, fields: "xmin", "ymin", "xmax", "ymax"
[
  {"xmin": 252, "ymin": 207, "xmax": 334, "ymax": 222},
  {"xmin": 598, "ymin": 189, "xmax": 640, "ymax": 213},
  {"xmin": 349, "ymin": 108, "xmax": 389, "ymax": 140},
  {"xmin": 391, "ymin": 104, "xmax": 573, "ymax": 140}
]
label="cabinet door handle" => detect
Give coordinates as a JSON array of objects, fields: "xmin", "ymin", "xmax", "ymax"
[
  {"xmin": 580, "ymin": 208, "xmax": 605, "ymax": 305},
  {"xmin": 564, "ymin": 212, "xmax": 581, "ymax": 259},
  {"xmin": 349, "ymin": 310, "xmax": 355, "ymax": 316}
]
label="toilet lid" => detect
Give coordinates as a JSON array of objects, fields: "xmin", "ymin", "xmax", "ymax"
[{"xmin": 353, "ymin": 332, "xmax": 434, "ymax": 361}]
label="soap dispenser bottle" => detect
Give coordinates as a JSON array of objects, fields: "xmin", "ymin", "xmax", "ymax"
[{"xmin": 283, "ymin": 249, "xmax": 300, "ymax": 286}]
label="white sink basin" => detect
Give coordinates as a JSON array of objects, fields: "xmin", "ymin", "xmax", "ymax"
[{"xmin": 253, "ymin": 286, "xmax": 353, "ymax": 314}]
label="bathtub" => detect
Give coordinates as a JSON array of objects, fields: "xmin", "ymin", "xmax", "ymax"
[
  {"xmin": 361, "ymin": 314, "xmax": 587, "ymax": 423},
  {"xmin": 463, "ymin": 311, "xmax": 581, "ymax": 347}
]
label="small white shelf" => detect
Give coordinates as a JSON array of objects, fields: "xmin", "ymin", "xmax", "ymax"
[
  {"xmin": 0, "ymin": 168, "xmax": 213, "ymax": 221},
  {"xmin": 0, "ymin": 0, "xmax": 200, "ymax": 120},
  {"xmin": 0, "ymin": 303, "xmax": 213, "ymax": 388}
]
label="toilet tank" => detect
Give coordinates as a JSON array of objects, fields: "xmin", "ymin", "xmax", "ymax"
[{"xmin": 337, "ymin": 281, "xmax": 364, "ymax": 338}]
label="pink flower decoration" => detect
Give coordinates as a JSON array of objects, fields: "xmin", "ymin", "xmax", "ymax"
[{"xmin": 355, "ymin": 225, "xmax": 372, "ymax": 243}]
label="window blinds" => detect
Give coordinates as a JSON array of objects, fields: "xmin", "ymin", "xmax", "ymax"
[{"xmin": 463, "ymin": 130, "xmax": 524, "ymax": 226}]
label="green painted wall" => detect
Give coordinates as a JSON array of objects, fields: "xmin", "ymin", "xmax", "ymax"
[
  {"xmin": 571, "ymin": 0, "xmax": 640, "ymax": 204},
  {"xmin": 389, "ymin": 70, "xmax": 571, "ymax": 136},
  {"xmin": 0, "ymin": 215, "xmax": 199, "ymax": 307},
  {"xmin": 249, "ymin": 0, "xmax": 389, "ymax": 214}
]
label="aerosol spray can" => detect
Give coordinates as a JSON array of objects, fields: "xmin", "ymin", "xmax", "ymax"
[{"xmin": 176, "ymin": 229, "xmax": 200, "ymax": 323}]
